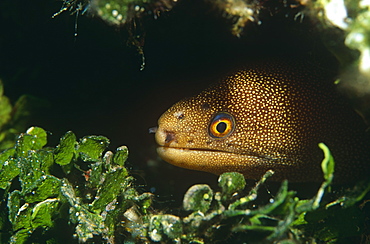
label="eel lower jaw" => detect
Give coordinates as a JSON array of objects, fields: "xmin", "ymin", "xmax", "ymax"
[
  {"xmin": 156, "ymin": 146, "xmax": 270, "ymax": 176},
  {"xmin": 156, "ymin": 146, "xmax": 266, "ymax": 158},
  {"xmin": 157, "ymin": 145, "xmax": 236, "ymax": 153}
]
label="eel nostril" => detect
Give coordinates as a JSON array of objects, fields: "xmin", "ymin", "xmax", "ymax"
[
  {"xmin": 165, "ymin": 131, "xmax": 176, "ymax": 144},
  {"xmin": 148, "ymin": 127, "xmax": 158, "ymax": 134}
]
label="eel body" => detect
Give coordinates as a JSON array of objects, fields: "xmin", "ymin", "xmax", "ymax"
[{"xmin": 154, "ymin": 60, "xmax": 370, "ymax": 182}]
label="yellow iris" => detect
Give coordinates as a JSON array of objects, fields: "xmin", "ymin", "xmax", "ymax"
[{"xmin": 209, "ymin": 113, "xmax": 235, "ymax": 138}]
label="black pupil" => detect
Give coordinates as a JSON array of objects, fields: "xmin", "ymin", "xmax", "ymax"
[{"xmin": 216, "ymin": 122, "xmax": 227, "ymax": 133}]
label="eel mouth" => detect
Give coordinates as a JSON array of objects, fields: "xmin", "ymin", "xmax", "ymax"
[
  {"xmin": 155, "ymin": 146, "xmax": 272, "ymax": 176},
  {"xmin": 157, "ymin": 145, "xmax": 235, "ymax": 153},
  {"xmin": 156, "ymin": 145, "xmax": 271, "ymax": 160}
]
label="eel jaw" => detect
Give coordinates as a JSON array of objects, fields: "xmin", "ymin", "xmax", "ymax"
[{"xmin": 156, "ymin": 146, "xmax": 265, "ymax": 177}]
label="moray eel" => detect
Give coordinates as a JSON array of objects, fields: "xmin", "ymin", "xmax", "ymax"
[{"xmin": 154, "ymin": 59, "xmax": 370, "ymax": 182}]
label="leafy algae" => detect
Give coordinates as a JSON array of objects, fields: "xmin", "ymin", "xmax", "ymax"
[
  {"xmin": 0, "ymin": 127, "xmax": 152, "ymax": 243},
  {"xmin": 0, "ymin": 128, "xmax": 369, "ymax": 243}
]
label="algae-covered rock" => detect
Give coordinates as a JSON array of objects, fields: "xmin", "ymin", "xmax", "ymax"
[
  {"xmin": 149, "ymin": 214, "xmax": 183, "ymax": 242},
  {"xmin": 183, "ymin": 184, "xmax": 213, "ymax": 213},
  {"xmin": 218, "ymin": 172, "xmax": 246, "ymax": 201},
  {"xmin": 0, "ymin": 126, "xmax": 152, "ymax": 243}
]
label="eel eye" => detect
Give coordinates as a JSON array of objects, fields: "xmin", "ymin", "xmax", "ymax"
[{"xmin": 209, "ymin": 112, "xmax": 235, "ymax": 138}]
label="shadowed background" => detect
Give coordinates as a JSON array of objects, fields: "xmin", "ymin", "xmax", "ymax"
[{"xmin": 0, "ymin": 0, "xmax": 338, "ymax": 206}]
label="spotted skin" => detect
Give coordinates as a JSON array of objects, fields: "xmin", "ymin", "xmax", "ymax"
[{"xmin": 155, "ymin": 60, "xmax": 370, "ymax": 182}]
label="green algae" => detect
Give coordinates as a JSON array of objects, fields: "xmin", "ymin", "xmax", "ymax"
[
  {"xmin": 0, "ymin": 127, "xmax": 369, "ymax": 243},
  {"xmin": 0, "ymin": 126, "xmax": 151, "ymax": 243}
]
